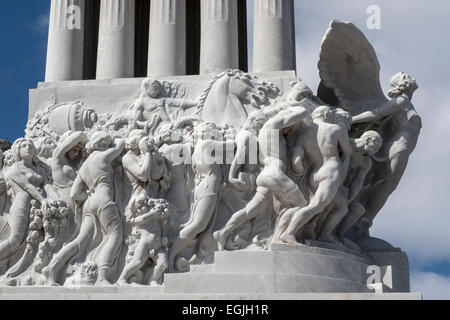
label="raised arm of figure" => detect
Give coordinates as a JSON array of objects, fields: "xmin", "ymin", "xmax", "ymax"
[
  {"xmin": 229, "ymin": 133, "xmax": 250, "ymax": 188},
  {"xmin": 103, "ymin": 139, "xmax": 125, "ymax": 163},
  {"xmin": 171, "ymin": 99, "xmax": 199, "ymax": 110},
  {"xmin": 133, "ymin": 96, "xmax": 146, "ymax": 120},
  {"xmin": 267, "ymin": 107, "xmax": 309, "ymax": 131},
  {"xmin": 352, "ymin": 97, "xmax": 406, "ymax": 124},
  {"xmin": 123, "ymin": 152, "xmax": 152, "ymax": 183},
  {"xmin": 134, "ymin": 209, "xmax": 160, "ymax": 226},
  {"xmin": 53, "ymin": 132, "xmax": 88, "ymax": 162},
  {"xmin": 339, "ymin": 134, "xmax": 353, "ymax": 177}
]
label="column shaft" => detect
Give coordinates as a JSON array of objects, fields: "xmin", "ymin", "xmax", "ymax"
[
  {"xmin": 45, "ymin": 0, "xmax": 85, "ymax": 81},
  {"xmin": 148, "ymin": 0, "xmax": 186, "ymax": 76},
  {"xmin": 253, "ymin": 0, "xmax": 296, "ymax": 72},
  {"xmin": 96, "ymin": 0, "xmax": 135, "ymax": 79},
  {"xmin": 200, "ymin": 0, "xmax": 239, "ymax": 75}
]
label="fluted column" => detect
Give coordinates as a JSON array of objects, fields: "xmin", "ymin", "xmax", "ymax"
[
  {"xmin": 200, "ymin": 0, "xmax": 239, "ymax": 75},
  {"xmin": 253, "ymin": 0, "xmax": 296, "ymax": 72},
  {"xmin": 96, "ymin": 0, "xmax": 135, "ymax": 79},
  {"xmin": 45, "ymin": 0, "xmax": 85, "ymax": 81},
  {"xmin": 148, "ymin": 0, "xmax": 186, "ymax": 76}
]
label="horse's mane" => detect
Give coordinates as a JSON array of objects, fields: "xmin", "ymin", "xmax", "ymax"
[{"xmin": 197, "ymin": 70, "xmax": 237, "ymax": 110}]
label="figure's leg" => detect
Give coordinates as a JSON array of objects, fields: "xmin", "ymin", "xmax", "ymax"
[
  {"xmin": 97, "ymin": 204, "xmax": 124, "ymax": 285},
  {"xmin": 281, "ymin": 179, "xmax": 340, "ymax": 244},
  {"xmin": 43, "ymin": 216, "xmax": 95, "ymax": 286},
  {"xmin": 119, "ymin": 237, "xmax": 153, "ymax": 284},
  {"xmin": 260, "ymin": 167, "xmax": 307, "ymax": 243},
  {"xmin": 267, "ymin": 170, "xmax": 308, "ymax": 209},
  {"xmin": 319, "ymin": 193, "xmax": 349, "ymax": 244},
  {"xmin": 0, "ymin": 230, "xmax": 27, "ymax": 261},
  {"xmin": 272, "ymin": 206, "xmax": 297, "ymax": 243},
  {"xmin": 337, "ymin": 202, "xmax": 366, "ymax": 239},
  {"xmin": 214, "ymin": 190, "xmax": 270, "ymax": 251},
  {"xmin": 364, "ymin": 153, "xmax": 408, "ymax": 222},
  {"xmin": 6, "ymin": 243, "xmax": 38, "ymax": 279},
  {"xmin": 149, "ymin": 250, "xmax": 168, "ymax": 285},
  {"xmin": 169, "ymin": 196, "xmax": 219, "ymax": 272},
  {"xmin": 0, "ymin": 200, "xmax": 30, "ymax": 261}
]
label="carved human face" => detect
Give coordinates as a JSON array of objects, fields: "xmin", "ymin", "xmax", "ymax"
[
  {"xmin": 67, "ymin": 144, "xmax": 83, "ymax": 162},
  {"xmin": 145, "ymin": 80, "xmax": 162, "ymax": 98},
  {"xmin": 205, "ymin": 127, "xmax": 223, "ymax": 141},
  {"xmin": 246, "ymin": 112, "xmax": 266, "ymax": 133},
  {"xmin": 312, "ymin": 106, "xmax": 333, "ymax": 123},
  {"xmin": 360, "ymin": 132, "xmax": 383, "ymax": 156},
  {"xmin": 183, "ymin": 125, "xmax": 194, "ymax": 137},
  {"xmin": 134, "ymin": 196, "xmax": 151, "ymax": 216},
  {"xmin": 388, "ymin": 72, "xmax": 418, "ymax": 98},
  {"xmin": 136, "ymin": 200, "xmax": 148, "ymax": 215},
  {"xmin": 364, "ymin": 138, "xmax": 382, "ymax": 156},
  {"xmin": 139, "ymin": 137, "xmax": 156, "ymax": 153},
  {"xmin": 19, "ymin": 140, "xmax": 36, "ymax": 161}
]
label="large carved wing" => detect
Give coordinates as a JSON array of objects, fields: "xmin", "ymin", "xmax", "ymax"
[{"xmin": 318, "ymin": 20, "xmax": 388, "ymax": 114}]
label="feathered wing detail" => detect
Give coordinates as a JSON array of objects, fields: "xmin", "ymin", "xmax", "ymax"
[{"xmin": 318, "ymin": 20, "xmax": 388, "ymax": 114}]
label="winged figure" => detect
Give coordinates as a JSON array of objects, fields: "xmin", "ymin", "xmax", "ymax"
[{"xmin": 318, "ymin": 20, "xmax": 422, "ymax": 234}]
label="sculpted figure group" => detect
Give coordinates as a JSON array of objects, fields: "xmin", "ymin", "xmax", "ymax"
[{"xmin": 0, "ymin": 21, "xmax": 421, "ymax": 287}]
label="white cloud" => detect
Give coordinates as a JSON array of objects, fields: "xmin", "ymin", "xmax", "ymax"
[
  {"xmin": 282, "ymin": 0, "xmax": 450, "ymax": 267},
  {"xmin": 411, "ymin": 272, "xmax": 450, "ymax": 300},
  {"xmin": 29, "ymin": 11, "xmax": 50, "ymax": 36},
  {"xmin": 370, "ymin": 89, "xmax": 450, "ymax": 264}
]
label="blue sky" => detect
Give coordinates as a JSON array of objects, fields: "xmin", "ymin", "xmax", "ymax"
[
  {"xmin": 0, "ymin": 1, "xmax": 49, "ymax": 142},
  {"xmin": 1, "ymin": 0, "xmax": 449, "ymax": 299}
]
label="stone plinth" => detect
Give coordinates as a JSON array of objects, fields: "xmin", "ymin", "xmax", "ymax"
[
  {"xmin": 164, "ymin": 245, "xmax": 410, "ymax": 294},
  {"xmin": 29, "ymin": 71, "xmax": 297, "ymax": 118},
  {"xmin": 0, "ymin": 245, "xmax": 418, "ymax": 300},
  {"xmin": 0, "ymin": 290, "xmax": 422, "ymax": 300}
]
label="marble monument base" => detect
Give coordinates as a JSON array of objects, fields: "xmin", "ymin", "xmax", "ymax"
[
  {"xmin": 28, "ymin": 71, "xmax": 299, "ymax": 118},
  {"xmin": 0, "ymin": 291, "xmax": 422, "ymax": 300},
  {"xmin": 0, "ymin": 245, "xmax": 420, "ymax": 300}
]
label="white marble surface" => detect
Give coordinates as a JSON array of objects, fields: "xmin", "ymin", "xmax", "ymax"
[
  {"xmin": 96, "ymin": 0, "xmax": 135, "ymax": 80},
  {"xmin": 45, "ymin": 0, "xmax": 85, "ymax": 81}
]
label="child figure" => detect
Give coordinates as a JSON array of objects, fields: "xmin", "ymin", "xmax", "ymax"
[{"xmin": 119, "ymin": 195, "xmax": 170, "ymax": 286}]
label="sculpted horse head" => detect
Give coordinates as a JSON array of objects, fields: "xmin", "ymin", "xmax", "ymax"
[{"xmin": 200, "ymin": 70, "xmax": 280, "ymax": 128}]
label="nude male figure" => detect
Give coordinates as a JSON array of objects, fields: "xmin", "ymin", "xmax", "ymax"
[
  {"xmin": 319, "ymin": 131, "xmax": 383, "ymax": 242},
  {"xmin": 278, "ymin": 106, "xmax": 353, "ymax": 245},
  {"xmin": 169, "ymin": 123, "xmax": 234, "ymax": 271},
  {"xmin": 133, "ymin": 79, "xmax": 198, "ymax": 129},
  {"xmin": 43, "ymin": 133, "xmax": 125, "ymax": 286},
  {"xmin": 215, "ymin": 105, "xmax": 309, "ymax": 250}
]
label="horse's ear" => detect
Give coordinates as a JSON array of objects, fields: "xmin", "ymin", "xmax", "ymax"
[{"xmin": 289, "ymin": 81, "xmax": 299, "ymax": 88}]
